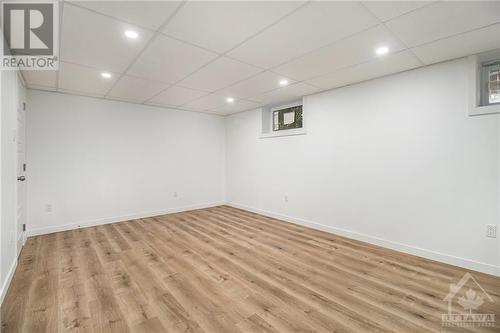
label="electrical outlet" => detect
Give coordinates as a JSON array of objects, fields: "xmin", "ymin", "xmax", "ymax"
[
  {"xmin": 45, "ymin": 204, "xmax": 52, "ymax": 213},
  {"xmin": 284, "ymin": 195, "xmax": 289, "ymax": 202},
  {"xmin": 173, "ymin": 192, "xmax": 178, "ymax": 198},
  {"xmin": 486, "ymin": 225, "xmax": 497, "ymax": 238}
]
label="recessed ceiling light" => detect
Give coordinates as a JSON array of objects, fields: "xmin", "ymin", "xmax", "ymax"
[
  {"xmin": 375, "ymin": 46, "xmax": 389, "ymax": 55},
  {"xmin": 279, "ymin": 79, "xmax": 289, "ymax": 86},
  {"xmin": 101, "ymin": 72, "xmax": 112, "ymax": 79},
  {"xmin": 124, "ymin": 30, "xmax": 139, "ymax": 39},
  {"xmin": 226, "ymin": 97, "xmax": 235, "ymax": 103}
]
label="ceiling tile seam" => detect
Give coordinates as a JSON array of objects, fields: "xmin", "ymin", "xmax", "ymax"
[
  {"xmin": 102, "ymin": 0, "xmax": 188, "ymax": 98},
  {"xmin": 376, "ymin": 1, "xmax": 438, "ymax": 23},
  {"xmin": 301, "ymin": 48, "xmax": 413, "ymax": 83},
  {"xmin": 181, "ymin": 92, "xmax": 262, "ymax": 112},
  {"xmin": 209, "ymin": 69, "xmax": 274, "ymax": 95},
  {"xmin": 264, "ymin": 23, "xmax": 382, "ymax": 79},
  {"xmin": 62, "ymin": 1, "xmax": 158, "ymax": 34},
  {"xmin": 143, "ymin": 1, "xmax": 312, "ymax": 103},
  {"xmin": 212, "ymin": 0, "xmax": 312, "ymax": 57},
  {"xmin": 364, "ymin": 2, "xmax": 500, "ymax": 60},
  {"xmin": 408, "ymin": 21, "xmax": 500, "ymax": 56},
  {"xmin": 56, "ymin": 1, "xmax": 66, "ymax": 91},
  {"xmin": 234, "ymin": 79, "xmax": 312, "ymax": 103},
  {"xmin": 58, "ymin": 60, "xmax": 122, "ymax": 74},
  {"xmin": 31, "ymin": 87, "xmax": 226, "ymax": 118},
  {"xmin": 358, "ymin": 1, "xmax": 424, "ymax": 66},
  {"xmin": 159, "ymin": 0, "xmax": 311, "ymax": 57}
]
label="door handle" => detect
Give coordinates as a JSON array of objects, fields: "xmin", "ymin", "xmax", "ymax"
[{"xmin": 17, "ymin": 176, "xmax": 26, "ymax": 181}]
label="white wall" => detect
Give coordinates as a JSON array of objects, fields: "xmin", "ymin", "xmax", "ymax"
[
  {"xmin": 26, "ymin": 91, "xmax": 226, "ymax": 235},
  {"xmin": 1, "ymin": 70, "xmax": 24, "ymax": 303},
  {"xmin": 226, "ymin": 58, "xmax": 500, "ymax": 276}
]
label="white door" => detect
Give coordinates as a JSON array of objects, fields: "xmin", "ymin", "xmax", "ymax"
[{"xmin": 16, "ymin": 80, "xmax": 26, "ymax": 254}]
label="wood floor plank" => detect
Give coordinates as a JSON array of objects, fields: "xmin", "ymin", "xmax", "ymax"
[{"xmin": 2, "ymin": 206, "xmax": 499, "ymax": 332}]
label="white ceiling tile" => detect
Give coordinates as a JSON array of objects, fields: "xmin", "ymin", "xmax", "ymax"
[
  {"xmin": 178, "ymin": 56, "xmax": 262, "ymax": 92},
  {"xmin": 227, "ymin": 1, "xmax": 378, "ymax": 69},
  {"xmin": 386, "ymin": 1, "xmax": 500, "ymax": 47},
  {"xmin": 127, "ymin": 34, "xmax": 217, "ymax": 84},
  {"xmin": 149, "ymin": 85, "xmax": 208, "ymax": 106},
  {"xmin": 58, "ymin": 62, "xmax": 118, "ymax": 97},
  {"xmin": 163, "ymin": 1, "xmax": 304, "ymax": 53},
  {"xmin": 216, "ymin": 71, "xmax": 295, "ymax": 99},
  {"xmin": 61, "ymin": 4, "xmax": 153, "ymax": 73},
  {"xmin": 306, "ymin": 50, "xmax": 421, "ymax": 90},
  {"xmin": 362, "ymin": 1, "xmax": 432, "ymax": 22},
  {"xmin": 412, "ymin": 23, "xmax": 500, "ymax": 65},
  {"xmin": 182, "ymin": 93, "xmax": 228, "ymax": 111},
  {"xmin": 22, "ymin": 70, "xmax": 57, "ymax": 88},
  {"xmin": 211, "ymin": 100, "xmax": 262, "ymax": 115},
  {"xmin": 251, "ymin": 82, "xmax": 320, "ymax": 105},
  {"xmin": 107, "ymin": 75, "xmax": 169, "ymax": 102},
  {"xmin": 74, "ymin": 1, "xmax": 182, "ymax": 30},
  {"xmin": 274, "ymin": 25, "xmax": 405, "ymax": 81}
]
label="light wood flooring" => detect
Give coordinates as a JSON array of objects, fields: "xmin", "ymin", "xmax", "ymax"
[{"xmin": 1, "ymin": 205, "xmax": 499, "ymax": 332}]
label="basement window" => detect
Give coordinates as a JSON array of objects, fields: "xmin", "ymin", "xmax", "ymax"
[
  {"xmin": 482, "ymin": 62, "xmax": 500, "ymax": 105},
  {"xmin": 468, "ymin": 50, "xmax": 500, "ymax": 116},
  {"xmin": 260, "ymin": 100, "xmax": 307, "ymax": 138},
  {"xmin": 273, "ymin": 105, "xmax": 303, "ymax": 131}
]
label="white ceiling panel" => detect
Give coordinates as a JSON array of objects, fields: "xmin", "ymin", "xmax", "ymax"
[
  {"xmin": 211, "ymin": 100, "xmax": 262, "ymax": 115},
  {"xmin": 58, "ymin": 62, "xmax": 118, "ymax": 97},
  {"xmin": 216, "ymin": 71, "xmax": 295, "ymax": 100},
  {"xmin": 22, "ymin": 70, "xmax": 57, "ymax": 88},
  {"xmin": 74, "ymin": 1, "xmax": 182, "ymax": 31},
  {"xmin": 412, "ymin": 23, "xmax": 500, "ymax": 65},
  {"xmin": 182, "ymin": 93, "xmax": 228, "ymax": 111},
  {"xmin": 127, "ymin": 34, "xmax": 217, "ymax": 84},
  {"xmin": 227, "ymin": 1, "xmax": 378, "ymax": 69},
  {"xmin": 163, "ymin": 1, "xmax": 304, "ymax": 53},
  {"xmin": 362, "ymin": 1, "xmax": 432, "ymax": 22},
  {"xmin": 251, "ymin": 82, "xmax": 320, "ymax": 105},
  {"xmin": 386, "ymin": 1, "xmax": 500, "ymax": 47},
  {"xmin": 274, "ymin": 25, "xmax": 405, "ymax": 81},
  {"xmin": 178, "ymin": 56, "xmax": 262, "ymax": 92},
  {"xmin": 107, "ymin": 75, "xmax": 169, "ymax": 102},
  {"xmin": 149, "ymin": 85, "xmax": 208, "ymax": 106},
  {"xmin": 306, "ymin": 50, "xmax": 421, "ymax": 90},
  {"xmin": 61, "ymin": 4, "xmax": 153, "ymax": 73}
]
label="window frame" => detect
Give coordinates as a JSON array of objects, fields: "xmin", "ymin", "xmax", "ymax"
[
  {"xmin": 480, "ymin": 61, "xmax": 500, "ymax": 106},
  {"xmin": 468, "ymin": 52, "xmax": 500, "ymax": 116}
]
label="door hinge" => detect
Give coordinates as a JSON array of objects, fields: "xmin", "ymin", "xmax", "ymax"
[
  {"xmin": 23, "ymin": 102, "xmax": 26, "ymax": 111},
  {"xmin": 22, "ymin": 224, "xmax": 26, "ymax": 231},
  {"xmin": 23, "ymin": 163, "xmax": 26, "ymax": 172}
]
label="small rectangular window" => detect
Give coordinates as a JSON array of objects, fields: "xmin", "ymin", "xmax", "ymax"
[
  {"xmin": 481, "ymin": 62, "xmax": 500, "ymax": 106},
  {"xmin": 273, "ymin": 105, "xmax": 303, "ymax": 131}
]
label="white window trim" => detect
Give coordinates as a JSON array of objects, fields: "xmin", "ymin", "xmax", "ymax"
[
  {"xmin": 468, "ymin": 53, "xmax": 500, "ymax": 116},
  {"xmin": 260, "ymin": 99, "xmax": 307, "ymax": 139}
]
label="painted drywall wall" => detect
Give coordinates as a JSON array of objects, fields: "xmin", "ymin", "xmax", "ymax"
[
  {"xmin": 1, "ymin": 70, "xmax": 24, "ymax": 303},
  {"xmin": 26, "ymin": 90, "xmax": 226, "ymax": 235},
  {"xmin": 226, "ymin": 58, "xmax": 500, "ymax": 276}
]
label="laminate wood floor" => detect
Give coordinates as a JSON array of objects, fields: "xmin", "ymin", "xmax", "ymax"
[{"xmin": 1, "ymin": 206, "xmax": 499, "ymax": 332}]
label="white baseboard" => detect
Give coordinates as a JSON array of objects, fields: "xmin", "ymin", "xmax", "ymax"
[
  {"xmin": 0, "ymin": 259, "xmax": 18, "ymax": 306},
  {"xmin": 26, "ymin": 202, "xmax": 225, "ymax": 237},
  {"xmin": 17, "ymin": 232, "xmax": 24, "ymax": 256},
  {"xmin": 226, "ymin": 202, "xmax": 500, "ymax": 277}
]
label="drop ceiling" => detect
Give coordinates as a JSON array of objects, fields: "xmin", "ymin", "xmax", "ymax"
[{"xmin": 23, "ymin": 1, "xmax": 500, "ymax": 115}]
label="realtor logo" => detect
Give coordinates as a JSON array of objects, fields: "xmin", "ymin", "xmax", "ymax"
[
  {"xmin": 442, "ymin": 272, "xmax": 495, "ymax": 328},
  {"xmin": 1, "ymin": 1, "xmax": 59, "ymax": 70}
]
